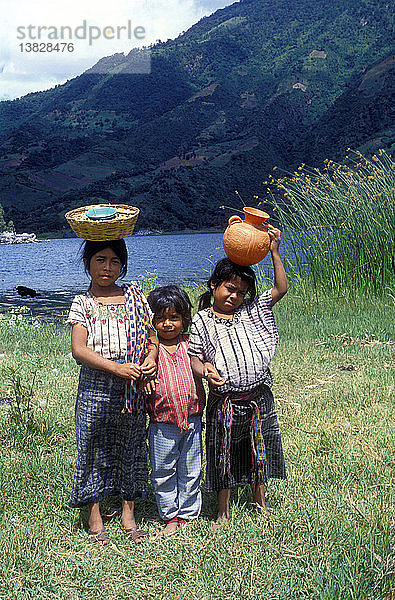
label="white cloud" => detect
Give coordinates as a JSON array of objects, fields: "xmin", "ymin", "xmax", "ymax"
[{"xmin": 0, "ymin": 0, "xmax": 234, "ymax": 100}]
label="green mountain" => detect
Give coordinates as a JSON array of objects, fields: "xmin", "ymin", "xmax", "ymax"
[{"xmin": 0, "ymin": 0, "xmax": 393, "ymax": 234}]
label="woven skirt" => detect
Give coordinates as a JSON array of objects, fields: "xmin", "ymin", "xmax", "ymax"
[
  {"xmin": 204, "ymin": 385, "xmax": 286, "ymax": 492},
  {"xmin": 70, "ymin": 365, "xmax": 148, "ymax": 508}
]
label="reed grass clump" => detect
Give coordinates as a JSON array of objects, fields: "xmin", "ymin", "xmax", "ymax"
[{"xmin": 267, "ymin": 149, "xmax": 394, "ymax": 296}]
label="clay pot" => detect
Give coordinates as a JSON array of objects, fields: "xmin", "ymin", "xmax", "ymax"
[{"xmin": 223, "ymin": 207, "xmax": 271, "ymax": 266}]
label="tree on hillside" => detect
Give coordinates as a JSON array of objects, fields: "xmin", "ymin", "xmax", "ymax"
[{"xmin": 0, "ymin": 204, "xmax": 15, "ymax": 233}]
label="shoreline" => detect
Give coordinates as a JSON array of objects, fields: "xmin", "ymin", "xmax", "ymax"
[
  {"xmin": 38, "ymin": 227, "xmax": 223, "ymax": 240},
  {"xmin": 0, "ymin": 229, "xmax": 223, "ymax": 242}
]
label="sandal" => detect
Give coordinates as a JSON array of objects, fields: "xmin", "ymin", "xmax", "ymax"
[
  {"xmin": 88, "ymin": 528, "xmax": 109, "ymax": 545},
  {"xmin": 122, "ymin": 526, "xmax": 148, "ymax": 544}
]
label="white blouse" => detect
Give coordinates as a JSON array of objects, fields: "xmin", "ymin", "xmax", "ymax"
[{"xmin": 65, "ymin": 284, "xmax": 151, "ymax": 361}]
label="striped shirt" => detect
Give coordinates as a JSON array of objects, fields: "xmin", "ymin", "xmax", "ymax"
[
  {"xmin": 65, "ymin": 283, "xmax": 152, "ymax": 361},
  {"xmin": 146, "ymin": 335, "xmax": 204, "ymax": 431},
  {"xmin": 188, "ymin": 290, "xmax": 278, "ymax": 392}
]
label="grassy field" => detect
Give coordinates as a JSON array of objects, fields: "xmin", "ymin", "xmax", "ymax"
[{"xmin": 0, "ymin": 286, "xmax": 393, "ymax": 600}]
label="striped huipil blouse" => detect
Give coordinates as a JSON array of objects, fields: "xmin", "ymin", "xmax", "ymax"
[
  {"xmin": 146, "ymin": 334, "xmax": 204, "ymax": 431},
  {"xmin": 188, "ymin": 290, "xmax": 278, "ymax": 392}
]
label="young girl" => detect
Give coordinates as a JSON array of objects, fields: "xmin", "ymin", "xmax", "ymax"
[
  {"xmin": 66, "ymin": 239, "xmax": 158, "ymax": 545},
  {"xmin": 188, "ymin": 228, "xmax": 287, "ymax": 526},
  {"xmin": 146, "ymin": 285, "xmax": 205, "ymax": 536}
]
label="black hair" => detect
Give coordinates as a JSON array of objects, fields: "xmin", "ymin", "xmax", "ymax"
[
  {"xmin": 198, "ymin": 257, "xmax": 256, "ymax": 310},
  {"xmin": 81, "ymin": 239, "xmax": 128, "ymax": 278},
  {"xmin": 147, "ymin": 285, "xmax": 192, "ymax": 332}
]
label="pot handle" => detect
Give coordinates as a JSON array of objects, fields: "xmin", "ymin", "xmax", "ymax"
[{"xmin": 228, "ymin": 215, "xmax": 243, "ymax": 226}]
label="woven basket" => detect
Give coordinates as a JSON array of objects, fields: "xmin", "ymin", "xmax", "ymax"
[{"xmin": 65, "ymin": 204, "xmax": 139, "ymax": 241}]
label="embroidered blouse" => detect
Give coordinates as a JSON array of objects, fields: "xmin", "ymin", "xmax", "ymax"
[
  {"xmin": 188, "ymin": 290, "xmax": 278, "ymax": 392},
  {"xmin": 65, "ymin": 283, "xmax": 152, "ymax": 361},
  {"xmin": 146, "ymin": 334, "xmax": 205, "ymax": 431}
]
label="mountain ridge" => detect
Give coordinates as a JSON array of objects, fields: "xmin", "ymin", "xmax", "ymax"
[{"xmin": 0, "ymin": 0, "xmax": 393, "ymax": 234}]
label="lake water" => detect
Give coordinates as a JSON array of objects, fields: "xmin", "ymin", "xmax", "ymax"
[{"xmin": 0, "ymin": 233, "xmax": 287, "ymax": 318}]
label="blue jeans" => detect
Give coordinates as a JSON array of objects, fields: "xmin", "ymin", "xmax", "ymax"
[{"xmin": 149, "ymin": 416, "xmax": 202, "ymax": 521}]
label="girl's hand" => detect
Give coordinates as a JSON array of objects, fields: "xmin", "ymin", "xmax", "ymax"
[
  {"xmin": 204, "ymin": 363, "xmax": 226, "ymax": 387},
  {"xmin": 267, "ymin": 227, "xmax": 281, "ymax": 253},
  {"xmin": 141, "ymin": 375, "xmax": 158, "ymax": 395},
  {"xmin": 115, "ymin": 362, "xmax": 142, "ymax": 380},
  {"xmin": 140, "ymin": 356, "xmax": 157, "ymax": 377}
]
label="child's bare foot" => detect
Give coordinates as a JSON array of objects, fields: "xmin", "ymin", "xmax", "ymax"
[
  {"xmin": 88, "ymin": 502, "xmax": 108, "ymax": 544},
  {"xmin": 88, "ymin": 515, "xmax": 105, "ymax": 531},
  {"xmin": 163, "ymin": 517, "xmax": 179, "ymax": 537},
  {"xmin": 177, "ymin": 518, "xmax": 188, "ymax": 528},
  {"xmin": 121, "ymin": 499, "xmax": 148, "ymax": 543},
  {"xmin": 210, "ymin": 514, "xmax": 230, "ymax": 532},
  {"xmin": 254, "ymin": 501, "xmax": 273, "ymax": 515},
  {"xmin": 252, "ymin": 484, "xmax": 273, "ymax": 514}
]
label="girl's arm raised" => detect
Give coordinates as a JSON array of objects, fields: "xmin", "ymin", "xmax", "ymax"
[
  {"xmin": 71, "ymin": 323, "xmax": 141, "ymax": 380},
  {"xmin": 268, "ymin": 228, "xmax": 288, "ymax": 306}
]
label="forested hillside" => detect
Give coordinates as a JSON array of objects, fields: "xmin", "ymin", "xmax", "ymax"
[{"xmin": 0, "ymin": 0, "xmax": 393, "ymax": 234}]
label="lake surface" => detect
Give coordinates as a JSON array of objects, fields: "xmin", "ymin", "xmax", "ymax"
[{"xmin": 0, "ymin": 233, "xmax": 288, "ymax": 318}]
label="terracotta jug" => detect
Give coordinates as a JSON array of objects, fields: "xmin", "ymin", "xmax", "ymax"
[{"xmin": 223, "ymin": 207, "xmax": 272, "ymax": 266}]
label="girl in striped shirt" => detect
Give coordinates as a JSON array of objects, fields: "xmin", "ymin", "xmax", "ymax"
[
  {"xmin": 188, "ymin": 228, "xmax": 287, "ymax": 528},
  {"xmin": 146, "ymin": 286, "xmax": 205, "ymax": 536}
]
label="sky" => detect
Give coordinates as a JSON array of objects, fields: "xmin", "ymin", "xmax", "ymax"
[{"xmin": 0, "ymin": 0, "xmax": 236, "ymax": 101}]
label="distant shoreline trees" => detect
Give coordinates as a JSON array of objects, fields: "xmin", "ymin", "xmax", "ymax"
[{"xmin": 0, "ymin": 204, "xmax": 15, "ymax": 233}]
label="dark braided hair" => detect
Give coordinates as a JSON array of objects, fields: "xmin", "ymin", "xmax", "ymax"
[{"xmin": 199, "ymin": 258, "xmax": 256, "ymax": 310}]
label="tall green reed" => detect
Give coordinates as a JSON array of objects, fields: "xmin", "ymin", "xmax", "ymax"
[{"xmin": 267, "ymin": 150, "xmax": 394, "ymax": 296}]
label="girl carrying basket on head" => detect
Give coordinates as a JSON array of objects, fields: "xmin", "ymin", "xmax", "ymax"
[{"xmin": 66, "ymin": 238, "xmax": 158, "ymax": 545}]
